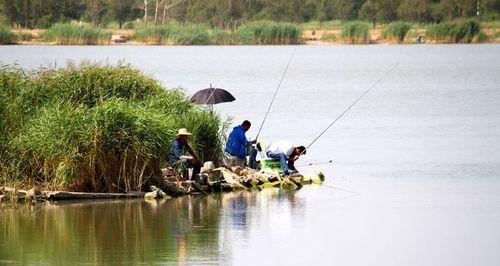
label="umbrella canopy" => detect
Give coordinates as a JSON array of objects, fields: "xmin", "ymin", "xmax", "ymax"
[{"xmin": 190, "ymin": 87, "xmax": 236, "ymax": 105}]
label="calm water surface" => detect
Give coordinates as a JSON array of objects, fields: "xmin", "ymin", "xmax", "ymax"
[{"xmin": 1, "ymin": 45, "xmax": 500, "ymax": 265}]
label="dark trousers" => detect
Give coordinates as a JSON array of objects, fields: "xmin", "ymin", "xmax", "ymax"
[{"xmin": 175, "ymin": 160, "xmax": 202, "ymax": 181}]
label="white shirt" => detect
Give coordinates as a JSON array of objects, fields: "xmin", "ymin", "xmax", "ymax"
[{"xmin": 266, "ymin": 141, "xmax": 295, "ymax": 157}]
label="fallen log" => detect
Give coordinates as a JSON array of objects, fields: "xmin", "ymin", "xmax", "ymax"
[{"xmin": 46, "ymin": 191, "xmax": 145, "ymax": 200}]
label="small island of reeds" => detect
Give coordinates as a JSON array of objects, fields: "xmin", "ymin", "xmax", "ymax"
[{"xmin": 0, "ymin": 64, "xmax": 224, "ymax": 193}]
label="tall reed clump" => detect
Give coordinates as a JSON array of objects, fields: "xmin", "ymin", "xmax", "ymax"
[
  {"xmin": 0, "ymin": 27, "xmax": 17, "ymax": 44},
  {"xmin": 383, "ymin": 21, "xmax": 412, "ymax": 43},
  {"xmin": 233, "ymin": 21, "xmax": 303, "ymax": 45},
  {"xmin": 0, "ymin": 64, "xmax": 225, "ymax": 192},
  {"xmin": 43, "ymin": 23, "xmax": 111, "ymax": 45},
  {"xmin": 133, "ymin": 23, "xmax": 211, "ymax": 45},
  {"xmin": 341, "ymin": 21, "xmax": 370, "ymax": 44},
  {"xmin": 426, "ymin": 19, "xmax": 482, "ymax": 43}
]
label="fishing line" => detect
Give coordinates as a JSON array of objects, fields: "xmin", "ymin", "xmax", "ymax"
[
  {"xmin": 296, "ymin": 160, "xmax": 334, "ymax": 167},
  {"xmin": 255, "ymin": 46, "xmax": 298, "ymax": 140},
  {"xmin": 321, "ymin": 184, "xmax": 360, "ymax": 195},
  {"xmin": 305, "ymin": 63, "xmax": 399, "ymax": 151}
]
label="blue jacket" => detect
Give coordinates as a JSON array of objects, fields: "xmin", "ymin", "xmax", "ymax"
[{"xmin": 225, "ymin": 125, "xmax": 251, "ymax": 158}]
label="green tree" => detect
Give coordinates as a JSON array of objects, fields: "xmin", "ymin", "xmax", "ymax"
[
  {"xmin": 109, "ymin": 0, "xmax": 134, "ymax": 28},
  {"xmin": 397, "ymin": 0, "xmax": 433, "ymax": 22}
]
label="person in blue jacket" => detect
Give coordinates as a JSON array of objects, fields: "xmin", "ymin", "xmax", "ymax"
[{"xmin": 225, "ymin": 120, "xmax": 257, "ymax": 168}]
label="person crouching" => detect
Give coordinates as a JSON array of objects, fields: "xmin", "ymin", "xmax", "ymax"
[
  {"xmin": 168, "ymin": 128, "xmax": 202, "ymax": 181},
  {"xmin": 266, "ymin": 141, "xmax": 306, "ymax": 175}
]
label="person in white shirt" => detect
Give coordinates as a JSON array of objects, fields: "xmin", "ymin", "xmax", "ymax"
[{"xmin": 266, "ymin": 140, "xmax": 306, "ymax": 175}]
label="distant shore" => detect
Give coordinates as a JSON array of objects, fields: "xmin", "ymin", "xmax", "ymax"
[{"xmin": 7, "ymin": 26, "xmax": 500, "ymax": 46}]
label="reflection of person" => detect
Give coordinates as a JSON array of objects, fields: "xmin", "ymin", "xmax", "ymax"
[
  {"xmin": 168, "ymin": 128, "xmax": 202, "ymax": 180},
  {"xmin": 225, "ymin": 120, "xmax": 257, "ymax": 168},
  {"xmin": 266, "ymin": 141, "xmax": 306, "ymax": 175}
]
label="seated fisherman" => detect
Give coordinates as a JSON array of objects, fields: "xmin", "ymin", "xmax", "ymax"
[
  {"xmin": 225, "ymin": 120, "xmax": 257, "ymax": 168},
  {"xmin": 266, "ymin": 141, "xmax": 306, "ymax": 175},
  {"xmin": 169, "ymin": 128, "xmax": 202, "ymax": 181}
]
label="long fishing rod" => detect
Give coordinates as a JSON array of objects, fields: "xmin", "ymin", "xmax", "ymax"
[
  {"xmin": 255, "ymin": 46, "xmax": 298, "ymax": 140},
  {"xmin": 305, "ymin": 63, "xmax": 399, "ymax": 151}
]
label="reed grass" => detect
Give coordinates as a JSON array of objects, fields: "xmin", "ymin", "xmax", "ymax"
[
  {"xmin": 300, "ymin": 20, "xmax": 344, "ymax": 30},
  {"xmin": 0, "ymin": 27, "xmax": 16, "ymax": 44},
  {"xmin": 233, "ymin": 21, "xmax": 303, "ymax": 45},
  {"xmin": 322, "ymin": 32, "xmax": 337, "ymax": 42},
  {"xmin": 341, "ymin": 21, "xmax": 370, "ymax": 44},
  {"xmin": 133, "ymin": 23, "xmax": 211, "ymax": 45},
  {"xmin": 383, "ymin": 22, "xmax": 412, "ymax": 43},
  {"xmin": 0, "ymin": 64, "xmax": 225, "ymax": 192},
  {"xmin": 426, "ymin": 19, "xmax": 482, "ymax": 43},
  {"xmin": 43, "ymin": 23, "xmax": 111, "ymax": 45}
]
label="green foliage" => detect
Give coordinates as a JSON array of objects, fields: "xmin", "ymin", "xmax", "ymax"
[
  {"xmin": 17, "ymin": 32, "xmax": 34, "ymax": 41},
  {"xmin": 0, "ymin": 27, "xmax": 16, "ymax": 44},
  {"xmin": 341, "ymin": 21, "xmax": 370, "ymax": 44},
  {"xmin": 43, "ymin": 23, "xmax": 111, "ymax": 45},
  {"xmin": 1, "ymin": 0, "xmax": 499, "ymax": 29},
  {"xmin": 133, "ymin": 23, "xmax": 211, "ymax": 45},
  {"xmin": 300, "ymin": 20, "xmax": 344, "ymax": 30},
  {"xmin": 426, "ymin": 19, "xmax": 482, "ymax": 43},
  {"xmin": 0, "ymin": 64, "xmax": 225, "ymax": 192},
  {"xmin": 233, "ymin": 21, "xmax": 303, "ymax": 45},
  {"xmin": 322, "ymin": 32, "xmax": 338, "ymax": 42},
  {"xmin": 383, "ymin": 21, "xmax": 412, "ymax": 43}
]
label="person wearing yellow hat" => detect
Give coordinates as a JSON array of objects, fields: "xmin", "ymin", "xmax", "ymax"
[{"xmin": 168, "ymin": 128, "xmax": 201, "ymax": 181}]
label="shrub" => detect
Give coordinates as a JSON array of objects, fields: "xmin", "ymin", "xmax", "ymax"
[
  {"xmin": 426, "ymin": 19, "xmax": 482, "ymax": 43},
  {"xmin": 43, "ymin": 23, "xmax": 111, "ymax": 45},
  {"xmin": 234, "ymin": 21, "xmax": 303, "ymax": 45},
  {"xmin": 133, "ymin": 23, "xmax": 212, "ymax": 45},
  {"xmin": 322, "ymin": 32, "xmax": 337, "ymax": 42},
  {"xmin": 383, "ymin": 22, "xmax": 412, "ymax": 43},
  {"xmin": 341, "ymin": 21, "xmax": 370, "ymax": 44},
  {"xmin": 0, "ymin": 27, "xmax": 16, "ymax": 44}
]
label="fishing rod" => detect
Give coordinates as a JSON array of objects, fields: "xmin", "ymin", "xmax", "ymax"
[
  {"xmin": 304, "ymin": 63, "xmax": 399, "ymax": 151},
  {"xmin": 255, "ymin": 46, "xmax": 298, "ymax": 140}
]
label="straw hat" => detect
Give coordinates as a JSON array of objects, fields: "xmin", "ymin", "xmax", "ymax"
[{"xmin": 177, "ymin": 128, "xmax": 192, "ymax": 136}]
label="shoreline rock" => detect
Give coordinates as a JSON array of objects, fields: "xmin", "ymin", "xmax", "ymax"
[{"xmin": 0, "ymin": 166, "xmax": 325, "ymax": 203}]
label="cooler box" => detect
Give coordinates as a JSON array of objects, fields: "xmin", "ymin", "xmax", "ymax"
[{"xmin": 260, "ymin": 158, "xmax": 282, "ymax": 173}]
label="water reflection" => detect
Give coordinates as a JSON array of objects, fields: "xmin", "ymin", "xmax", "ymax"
[{"xmin": 0, "ymin": 188, "xmax": 304, "ymax": 265}]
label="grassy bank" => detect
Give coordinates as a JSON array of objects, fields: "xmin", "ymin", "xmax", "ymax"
[
  {"xmin": 43, "ymin": 23, "xmax": 111, "ymax": 45},
  {"xmin": 2, "ymin": 20, "xmax": 499, "ymax": 45},
  {"xmin": 132, "ymin": 21, "xmax": 302, "ymax": 45},
  {"xmin": 0, "ymin": 64, "xmax": 225, "ymax": 193}
]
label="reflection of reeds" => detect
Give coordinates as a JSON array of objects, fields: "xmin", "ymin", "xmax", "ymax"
[
  {"xmin": 383, "ymin": 22, "xmax": 412, "ymax": 43},
  {"xmin": 43, "ymin": 23, "xmax": 111, "ymax": 45},
  {"xmin": 341, "ymin": 21, "xmax": 370, "ymax": 44},
  {"xmin": 0, "ymin": 198, "xmax": 221, "ymax": 264},
  {"xmin": 426, "ymin": 19, "xmax": 482, "ymax": 43},
  {"xmin": 0, "ymin": 64, "xmax": 225, "ymax": 192}
]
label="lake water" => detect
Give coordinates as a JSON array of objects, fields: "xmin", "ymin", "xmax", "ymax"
[{"xmin": 1, "ymin": 45, "xmax": 500, "ymax": 265}]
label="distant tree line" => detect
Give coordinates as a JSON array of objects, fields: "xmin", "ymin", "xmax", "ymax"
[{"xmin": 1, "ymin": 0, "xmax": 499, "ymax": 29}]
